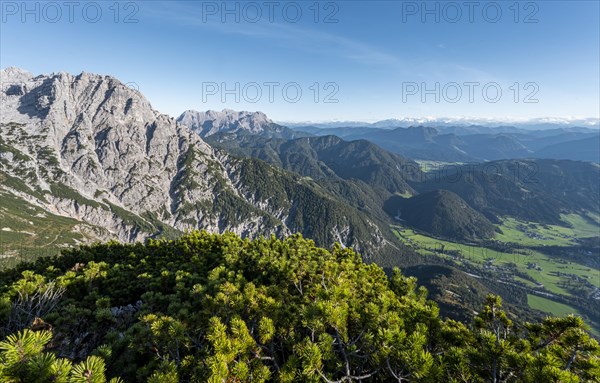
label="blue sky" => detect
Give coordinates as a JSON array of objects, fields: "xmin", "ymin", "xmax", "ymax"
[{"xmin": 1, "ymin": 0, "xmax": 599, "ymax": 122}]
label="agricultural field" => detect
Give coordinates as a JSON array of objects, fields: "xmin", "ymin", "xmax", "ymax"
[
  {"xmin": 562, "ymin": 213, "xmax": 600, "ymax": 237},
  {"xmin": 527, "ymin": 294, "xmax": 584, "ymax": 318},
  {"xmin": 392, "ymin": 219, "xmax": 599, "ymax": 322},
  {"xmin": 496, "ymin": 214, "xmax": 600, "ymax": 247}
]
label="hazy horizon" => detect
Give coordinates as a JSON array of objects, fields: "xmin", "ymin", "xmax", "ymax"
[{"xmin": 2, "ymin": 65, "xmax": 599, "ymax": 127}]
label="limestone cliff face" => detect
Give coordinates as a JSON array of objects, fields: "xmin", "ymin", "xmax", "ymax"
[
  {"xmin": 0, "ymin": 68, "xmax": 385, "ymax": 254},
  {"xmin": 0, "ymin": 67, "xmax": 282, "ymax": 241},
  {"xmin": 177, "ymin": 109, "xmax": 306, "ymax": 140}
]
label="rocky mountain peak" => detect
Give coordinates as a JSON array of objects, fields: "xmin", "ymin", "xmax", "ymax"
[
  {"xmin": 1, "ymin": 68, "xmax": 222, "ymax": 241},
  {"xmin": 177, "ymin": 109, "xmax": 274, "ymax": 137},
  {"xmin": 1, "ymin": 69, "xmax": 385, "ymax": 255},
  {"xmin": 1, "ymin": 66, "xmax": 34, "ymax": 82}
]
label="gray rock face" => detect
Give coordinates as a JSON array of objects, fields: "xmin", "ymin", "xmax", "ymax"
[
  {"xmin": 0, "ymin": 68, "xmax": 276, "ymax": 241},
  {"xmin": 177, "ymin": 109, "xmax": 274, "ymax": 137},
  {"xmin": 1, "ymin": 68, "xmax": 385, "ymax": 254},
  {"xmin": 177, "ymin": 109, "xmax": 308, "ymax": 141}
]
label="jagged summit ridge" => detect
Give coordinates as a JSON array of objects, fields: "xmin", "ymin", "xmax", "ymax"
[
  {"xmin": 177, "ymin": 109, "xmax": 277, "ymax": 137},
  {"xmin": 1, "ymin": 66, "xmax": 34, "ymax": 82}
]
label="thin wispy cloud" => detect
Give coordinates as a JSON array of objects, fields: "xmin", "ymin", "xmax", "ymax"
[
  {"xmin": 143, "ymin": 1, "xmax": 402, "ymax": 68},
  {"xmin": 142, "ymin": 1, "xmax": 512, "ymax": 86}
]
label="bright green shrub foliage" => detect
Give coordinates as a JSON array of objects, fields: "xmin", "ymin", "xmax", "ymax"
[{"xmin": 0, "ymin": 231, "xmax": 598, "ymax": 382}]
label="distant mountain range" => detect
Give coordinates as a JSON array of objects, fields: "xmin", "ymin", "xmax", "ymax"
[
  {"xmin": 414, "ymin": 160, "xmax": 600, "ymax": 225},
  {"xmin": 178, "ymin": 109, "xmax": 599, "ymax": 163},
  {"xmin": 178, "ymin": 107, "xmax": 600, "ymax": 239},
  {"xmin": 291, "ymin": 125, "xmax": 600, "ymax": 162},
  {"xmin": 283, "ymin": 117, "xmax": 600, "ymax": 130}
]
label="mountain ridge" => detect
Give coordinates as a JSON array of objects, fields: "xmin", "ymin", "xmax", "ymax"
[
  {"xmin": 177, "ymin": 109, "xmax": 309, "ymax": 140},
  {"xmin": 0, "ymin": 68, "xmax": 390, "ymax": 256},
  {"xmin": 384, "ymin": 190, "xmax": 496, "ymax": 241},
  {"xmin": 292, "ymin": 124, "xmax": 599, "ymax": 162}
]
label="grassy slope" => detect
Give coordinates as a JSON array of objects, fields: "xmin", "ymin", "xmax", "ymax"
[
  {"xmin": 526, "ymin": 294, "xmax": 600, "ymax": 337},
  {"xmin": 527, "ymin": 294, "xmax": 583, "ymax": 317},
  {"xmin": 0, "ymin": 188, "xmax": 108, "ymax": 268}
]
